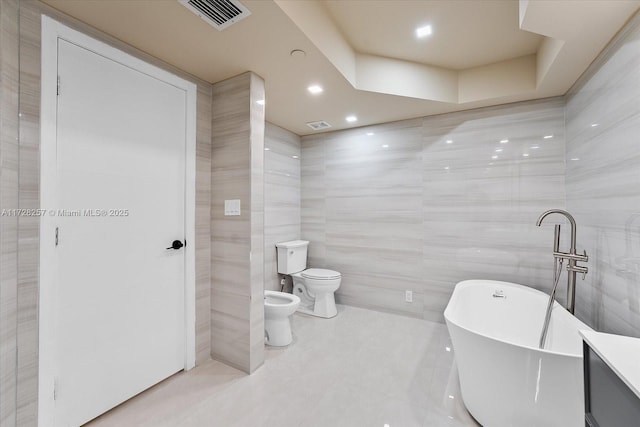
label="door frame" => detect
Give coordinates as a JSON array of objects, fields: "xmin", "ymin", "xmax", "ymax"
[{"xmin": 38, "ymin": 16, "xmax": 197, "ymax": 426}]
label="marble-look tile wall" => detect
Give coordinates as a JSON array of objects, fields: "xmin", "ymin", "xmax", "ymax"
[
  {"xmin": 4, "ymin": 2, "xmax": 214, "ymax": 425},
  {"xmin": 248, "ymin": 73, "xmax": 265, "ymax": 373},
  {"xmin": 302, "ymin": 99, "xmax": 566, "ymax": 321},
  {"xmin": 210, "ymin": 72, "xmax": 265, "ymax": 373},
  {"xmin": 195, "ymin": 84, "xmax": 213, "ymax": 365},
  {"xmin": 422, "ymin": 100, "xmax": 567, "ymax": 319},
  {"xmin": 264, "ymin": 123, "xmax": 301, "ymax": 291},
  {"xmin": 1, "ymin": 0, "xmax": 20, "ymax": 425},
  {"xmin": 566, "ymin": 11, "xmax": 640, "ymax": 338},
  {"xmin": 17, "ymin": 4, "xmax": 41, "ymax": 424}
]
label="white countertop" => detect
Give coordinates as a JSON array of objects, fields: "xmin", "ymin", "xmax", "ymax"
[{"xmin": 580, "ymin": 330, "xmax": 640, "ymax": 399}]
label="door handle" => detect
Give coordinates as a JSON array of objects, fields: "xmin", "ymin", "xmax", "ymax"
[{"xmin": 166, "ymin": 240, "xmax": 184, "ymax": 250}]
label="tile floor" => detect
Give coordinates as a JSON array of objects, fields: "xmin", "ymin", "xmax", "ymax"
[{"xmin": 87, "ymin": 305, "xmax": 480, "ymax": 427}]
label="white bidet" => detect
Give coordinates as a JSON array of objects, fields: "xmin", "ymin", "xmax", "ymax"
[{"xmin": 264, "ymin": 290, "xmax": 300, "ymax": 346}]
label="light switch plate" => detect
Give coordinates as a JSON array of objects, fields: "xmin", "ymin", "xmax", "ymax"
[{"xmin": 224, "ymin": 199, "xmax": 241, "ymax": 216}]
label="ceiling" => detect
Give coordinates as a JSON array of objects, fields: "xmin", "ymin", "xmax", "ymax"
[
  {"xmin": 41, "ymin": 0, "xmax": 640, "ymax": 136},
  {"xmin": 322, "ymin": 0, "xmax": 543, "ymax": 70}
]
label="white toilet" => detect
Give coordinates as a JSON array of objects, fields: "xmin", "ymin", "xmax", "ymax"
[
  {"xmin": 264, "ymin": 290, "xmax": 300, "ymax": 346},
  {"xmin": 275, "ymin": 240, "xmax": 341, "ymax": 318}
]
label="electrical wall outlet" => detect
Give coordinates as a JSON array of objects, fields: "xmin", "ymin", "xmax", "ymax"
[{"xmin": 405, "ymin": 290, "xmax": 413, "ymax": 303}]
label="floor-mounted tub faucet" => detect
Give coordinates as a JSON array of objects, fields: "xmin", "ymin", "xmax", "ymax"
[{"xmin": 536, "ymin": 209, "xmax": 588, "ymax": 314}]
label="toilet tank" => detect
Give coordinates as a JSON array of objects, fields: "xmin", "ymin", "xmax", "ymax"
[{"xmin": 275, "ymin": 240, "xmax": 309, "ymax": 274}]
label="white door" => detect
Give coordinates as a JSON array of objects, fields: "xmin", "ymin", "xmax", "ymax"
[{"xmin": 53, "ymin": 39, "xmax": 186, "ymax": 426}]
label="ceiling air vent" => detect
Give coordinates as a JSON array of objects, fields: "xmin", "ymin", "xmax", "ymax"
[
  {"xmin": 178, "ymin": 0, "xmax": 251, "ymax": 31},
  {"xmin": 306, "ymin": 121, "xmax": 332, "ymax": 131}
]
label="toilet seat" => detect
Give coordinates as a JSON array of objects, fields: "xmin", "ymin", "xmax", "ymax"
[
  {"xmin": 301, "ymin": 268, "xmax": 341, "ymax": 280},
  {"xmin": 264, "ymin": 290, "xmax": 300, "ymax": 309}
]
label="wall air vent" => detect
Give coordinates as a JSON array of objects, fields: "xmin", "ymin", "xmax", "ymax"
[
  {"xmin": 306, "ymin": 121, "xmax": 332, "ymax": 131},
  {"xmin": 178, "ymin": 0, "xmax": 251, "ymax": 31}
]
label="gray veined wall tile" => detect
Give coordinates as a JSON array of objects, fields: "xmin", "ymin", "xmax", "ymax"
[
  {"xmin": 566, "ymin": 10, "xmax": 640, "ymax": 338},
  {"xmin": 422, "ymin": 100, "xmax": 566, "ymax": 319},
  {"xmin": 210, "ymin": 72, "xmax": 265, "ymax": 373},
  {"xmin": 195, "ymin": 84, "xmax": 213, "ymax": 366},
  {"xmin": 248, "ymin": 73, "xmax": 265, "ymax": 373},
  {"xmin": 264, "ymin": 123, "xmax": 301, "ymax": 292},
  {"xmin": 301, "ymin": 99, "xmax": 566, "ymax": 321},
  {"xmin": 16, "ymin": 4, "xmax": 43, "ymax": 424},
  {"xmin": 1, "ymin": 0, "xmax": 20, "ymax": 425}
]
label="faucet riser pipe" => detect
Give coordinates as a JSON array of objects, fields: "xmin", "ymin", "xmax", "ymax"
[
  {"xmin": 567, "ymin": 262, "xmax": 576, "ymax": 314},
  {"xmin": 553, "ymin": 224, "xmax": 560, "ymax": 282}
]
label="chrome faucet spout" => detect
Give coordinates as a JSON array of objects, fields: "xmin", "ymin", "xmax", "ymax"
[{"xmin": 536, "ymin": 209, "xmax": 577, "ymax": 252}]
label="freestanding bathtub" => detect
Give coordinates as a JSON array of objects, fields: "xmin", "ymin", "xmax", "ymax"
[{"xmin": 444, "ymin": 280, "xmax": 592, "ymax": 427}]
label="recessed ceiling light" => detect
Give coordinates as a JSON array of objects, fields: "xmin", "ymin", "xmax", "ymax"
[
  {"xmin": 307, "ymin": 85, "xmax": 323, "ymax": 94},
  {"xmin": 416, "ymin": 25, "xmax": 432, "ymax": 38},
  {"xmin": 523, "ymin": 153, "xmax": 530, "ymax": 157},
  {"xmin": 500, "ymin": 139, "xmax": 509, "ymax": 144},
  {"xmin": 591, "ymin": 123, "xmax": 599, "ymax": 127},
  {"xmin": 446, "ymin": 140, "xmax": 453, "ymax": 144},
  {"xmin": 543, "ymin": 135, "xmax": 553, "ymax": 139},
  {"xmin": 531, "ymin": 145, "xmax": 540, "ymax": 149},
  {"xmin": 256, "ymin": 99, "xmax": 265, "ymax": 106},
  {"xmin": 495, "ymin": 148, "xmax": 503, "ymax": 152},
  {"xmin": 345, "ymin": 115, "xmax": 358, "ymax": 123},
  {"xmin": 264, "ymin": 147, "xmax": 270, "ymax": 151},
  {"xmin": 382, "ymin": 144, "xmax": 389, "ymax": 148},
  {"xmin": 366, "ymin": 132, "xmax": 375, "ymax": 136},
  {"xmin": 444, "ymin": 166, "xmax": 450, "ymax": 170},
  {"xmin": 491, "ymin": 155, "xmax": 498, "ymax": 159},
  {"xmin": 571, "ymin": 157, "xmax": 580, "ymax": 161},
  {"xmin": 292, "ymin": 155, "xmax": 299, "ymax": 159}
]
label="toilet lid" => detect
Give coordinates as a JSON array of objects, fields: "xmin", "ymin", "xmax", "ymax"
[{"xmin": 302, "ymin": 268, "xmax": 341, "ymax": 280}]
